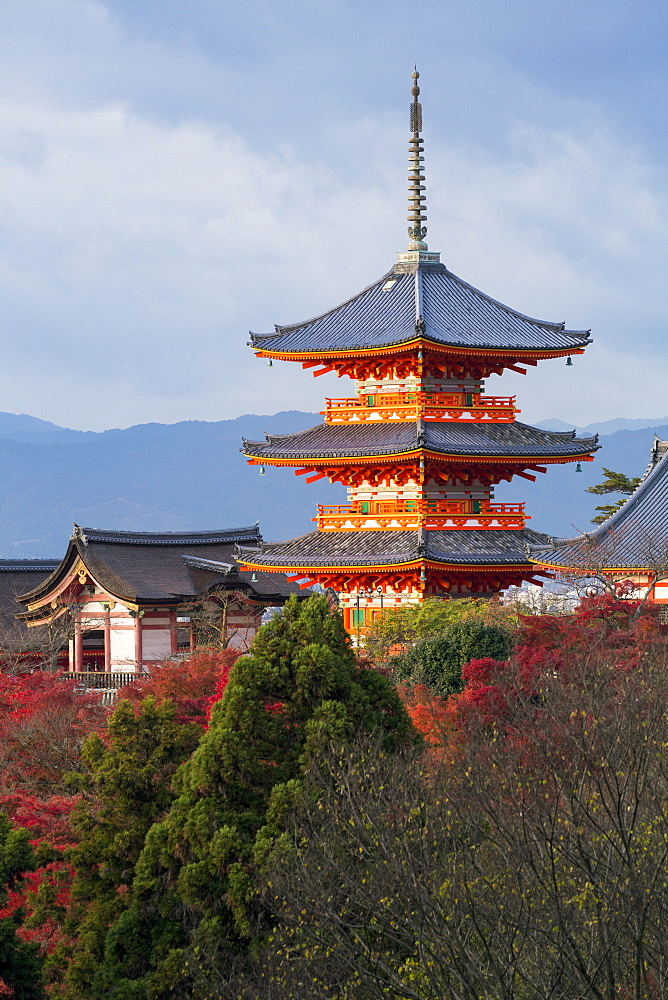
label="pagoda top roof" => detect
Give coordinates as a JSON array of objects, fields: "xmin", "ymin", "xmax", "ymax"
[
  {"xmin": 531, "ymin": 437, "xmax": 668, "ymax": 571},
  {"xmin": 242, "ymin": 420, "xmax": 599, "ymax": 462},
  {"xmin": 249, "ymin": 262, "xmax": 591, "ymax": 358},
  {"xmin": 239, "ymin": 526, "xmax": 548, "ymax": 570}
]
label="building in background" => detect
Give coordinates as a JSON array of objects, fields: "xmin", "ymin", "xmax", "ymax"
[
  {"xmin": 240, "ymin": 72, "xmax": 598, "ymax": 632},
  {"xmin": 532, "ymin": 437, "xmax": 668, "ymax": 612},
  {"xmin": 12, "ymin": 524, "xmax": 303, "ymax": 685}
]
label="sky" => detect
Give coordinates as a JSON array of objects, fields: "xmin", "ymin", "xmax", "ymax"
[{"xmin": 0, "ymin": 0, "xmax": 667, "ymax": 431}]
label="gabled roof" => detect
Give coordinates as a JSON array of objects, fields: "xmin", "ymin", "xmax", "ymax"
[
  {"xmin": 250, "ymin": 264, "xmax": 591, "ymax": 357},
  {"xmin": 531, "ymin": 438, "xmax": 668, "ymax": 571},
  {"xmin": 18, "ymin": 525, "xmax": 304, "ymax": 608},
  {"xmin": 0, "ymin": 560, "xmax": 60, "ymax": 636},
  {"xmin": 242, "ymin": 421, "xmax": 599, "ymax": 462},
  {"xmin": 240, "ymin": 526, "xmax": 548, "ymax": 569}
]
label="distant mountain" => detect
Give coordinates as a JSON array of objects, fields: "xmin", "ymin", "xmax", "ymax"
[
  {"xmin": 496, "ymin": 422, "xmax": 668, "ymax": 537},
  {"xmin": 0, "ymin": 411, "xmax": 345, "ymax": 558},
  {"xmin": 537, "ymin": 415, "xmax": 668, "ymax": 437},
  {"xmin": 1, "ymin": 411, "xmax": 666, "ymax": 558}
]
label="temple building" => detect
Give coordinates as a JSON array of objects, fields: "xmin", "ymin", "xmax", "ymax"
[
  {"xmin": 531, "ymin": 437, "xmax": 668, "ymax": 609},
  {"xmin": 12, "ymin": 524, "xmax": 302, "ymax": 682},
  {"xmin": 239, "ymin": 72, "xmax": 599, "ymax": 631}
]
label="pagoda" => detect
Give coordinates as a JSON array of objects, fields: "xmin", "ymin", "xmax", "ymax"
[{"xmin": 239, "ymin": 72, "xmax": 599, "ymax": 632}]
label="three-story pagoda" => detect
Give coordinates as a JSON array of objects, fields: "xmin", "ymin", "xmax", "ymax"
[{"xmin": 240, "ymin": 72, "xmax": 598, "ymax": 631}]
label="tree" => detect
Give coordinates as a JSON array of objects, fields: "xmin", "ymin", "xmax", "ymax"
[
  {"xmin": 56, "ymin": 697, "xmax": 202, "ymax": 999},
  {"xmin": 258, "ymin": 645, "xmax": 668, "ymax": 1000},
  {"xmin": 117, "ymin": 649, "xmax": 239, "ymax": 726},
  {"xmin": 586, "ymin": 466, "xmax": 642, "ymax": 524},
  {"xmin": 0, "ymin": 812, "xmax": 44, "ymax": 1000},
  {"xmin": 392, "ymin": 618, "xmax": 512, "ymax": 696},
  {"xmin": 96, "ymin": 594, "xmax": 417, "ymax": 1000}
]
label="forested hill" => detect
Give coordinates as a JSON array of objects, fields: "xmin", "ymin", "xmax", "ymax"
[{"xmin": 1, "ymin": 410, "xmax": 666, "ymax": 558}]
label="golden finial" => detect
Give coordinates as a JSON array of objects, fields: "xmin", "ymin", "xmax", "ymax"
[{"xmin": 407, "ymin": 68, "xmax": 428, "ymax": 251}]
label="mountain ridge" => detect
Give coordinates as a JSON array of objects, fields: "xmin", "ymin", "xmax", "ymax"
[{"xmin": 1, "ymin": 411, "xmax": 664, "ymax": 558}]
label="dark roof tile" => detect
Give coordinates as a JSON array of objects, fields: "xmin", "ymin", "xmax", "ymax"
[
  {"xmin": 250, "ymin": 264, "xmax": 591, "ymax": 356},
  {"xmin": 531, "ymin": 438, "xmax": 668, "ymax": 570},
  {"xmin": 242, "ymin": 421, "xmax": 598, "ymax": 461},
  {"xmin": 244, "ymin": 527, "xmax": 548, "ymax": 569}
]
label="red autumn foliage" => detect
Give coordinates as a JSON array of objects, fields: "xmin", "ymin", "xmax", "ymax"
[
  {"xmin": 397, "ymin": 683, "xmax": 453, "ymax": 747},
  {"xmin": 119, "ymin": 648, "xmax": 240, "ymax": 726},
  {"xmin": 0, "ymin": 671, "xmax": 106, "ymax": 796}
]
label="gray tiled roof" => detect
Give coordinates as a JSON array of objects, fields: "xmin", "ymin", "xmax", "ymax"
[
  {"xmin": 531, "ymin": 438, "xmax": 668, "ymax": 570},
  {"xmin": 243, "ymin": 527, "xmax": 548, "ymax": 569},
  {"xmin": 73, "ymin": 525, "xmax": 261, "ymax": 546},
  {"xmin": 0, "ymin": 561, "xmax": 60, "ymax": 635},
  {"xmin": 250, "ymin": 264, "xmax": 591, "ymax": 355},
  {"xmin": 17, "ymin": 526, "xmax": 304, "ymax": 606},
  {"xmin": 242, "ymin": 421, "xmax": 599, "ymax": 461}
]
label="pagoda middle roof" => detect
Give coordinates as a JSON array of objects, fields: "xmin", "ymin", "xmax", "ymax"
[
  {"xmin": 240, "ymin": 526, "xmax": 548, "ymax": 570},
  {"xmin": 531, "ymin": 438, "xmax": 668, "ymax": 571},
  {"xmin": 249, "ymin": 262, "xmax": 591, "ymax": 356},
  {"xmin": 242, "ymin": 421, "xmax": 599, "ymax": 462}
]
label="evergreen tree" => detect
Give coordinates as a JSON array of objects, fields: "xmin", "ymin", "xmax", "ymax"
[
  {"xmin": 586, "ymin": 466, "xmax": 642, "ymax": 524},
  {"xmin": 58, "ymin": 698, "xmax": 201, "ymax": 999},
  {"xmin": 97, "ymin": 595, "xmax": 417, "ymax": 999},
  {"xmin": 0, "ymin": 812, "xmax": 44, "ymax": 1000},
  {"xmin": 394, "ymin": 618, "xmax": 513, "ymax": 696}
]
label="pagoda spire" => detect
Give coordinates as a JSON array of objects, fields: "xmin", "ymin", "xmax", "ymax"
[{"xmin": 407, "ymin": 68, "xmax": 428, "ymax": 251}]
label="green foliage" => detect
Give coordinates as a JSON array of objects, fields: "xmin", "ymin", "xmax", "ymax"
[
  {"xmin": 364, "ymin": 596, "xmax": 514, "ymax": 664},
  {"xmin": 58, "ymin": 697, "xmax": 201, "ymax": 999},
  {"xmin": 586, "ymin": 467, "xmax": 642, "ymax": 495},
  {"xmin": 0, "ymin": 812, "xmax": 44, "ymax": 1000},
  {"xmin": 586, "ymin": 466, "xmax": 642, "ymax": 524},
  {"xmin": 98, "ymin": 595, "xmax": 416, "ymax": 999},
  {"xmin": 392, "ymin": 617, "xmax": 513, "ymax": 696}
]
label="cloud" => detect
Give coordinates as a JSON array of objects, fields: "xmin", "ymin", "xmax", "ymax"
[{"xmin": 0, "ymin": 0, "xmax": 665, "ymax": 431}]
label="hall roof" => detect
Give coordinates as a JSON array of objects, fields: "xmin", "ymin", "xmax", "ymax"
[
  {"xmin": 18, "ymin": 525, "xmax": 304, "ymax": 609},
  {"xmin": 240, "ymin": 526, "xmax": 548, "ymax": 570},
  {"xmin": 242, "ymin": 421, "xmax": 599, "ymax": 462},
  {"xmin": 249, "ymin": 264, "xmax": 592, "ymax": 357},
  {"xmin": 531, "ymin": 438, "xmax": 668, "ymax": 572},
  {"xmin": 0, "ymin": 560, "xmax": 60, "ymax": 639}
]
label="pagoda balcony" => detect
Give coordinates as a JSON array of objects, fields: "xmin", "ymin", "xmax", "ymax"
[
  {"xmin": 314, "ymin": 499, "xmax": 528, "ymax": 531},
  {"xmin": 321, "ymin": 391, "xmax": 518, "ymax": 424}
]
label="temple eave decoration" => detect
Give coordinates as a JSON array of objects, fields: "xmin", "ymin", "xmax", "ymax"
[{"xmin": 239, "ymin": 70, "xmax": 597, "ymax": 632}]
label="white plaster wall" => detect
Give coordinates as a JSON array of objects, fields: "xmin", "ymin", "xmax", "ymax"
[
  {"xmin": 110, "ymin": 627, "xmax": 135, "ymax": 669},
  {"xmin": 142, "ymin": 629, "xmax": 172, "ymax": 661}
]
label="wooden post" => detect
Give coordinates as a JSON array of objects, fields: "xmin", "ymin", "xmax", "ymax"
[
  {"xmin": 134, "ymin": 614, "xmax": 143, "ymax": 675},
  {"xmin": 170, "ymin": 612, "xmax": 178, "ymax": 656},
  {"xmin": 74, "ymin": 620, "xmax": 84, "ymax": 673},
  {"xmin": 104, "ymin": 610, "xmax": 111, "ymax": 673}
]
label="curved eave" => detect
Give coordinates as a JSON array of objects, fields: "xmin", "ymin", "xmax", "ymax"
[
  {"xmin": 252, "ymin": 339, "xmax": 589, "ymax": 364},
  {"xmin": 18, "ymin": 540, "xmax": 82, "ymax": 607},
  {"xmin": 531, "ymin": 556, "xmax": 653, "ymax": 575},
  {"xmin": 239, "ymin": 557, "xmax": 535, "ymax": 574},
  {"xmin": 243, "ymin": 449, "xmax": 597, "ymax": 467}
]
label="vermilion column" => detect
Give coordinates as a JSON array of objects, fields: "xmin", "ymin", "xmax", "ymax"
[
  {"xmin": 134, "ymin": 614, "xmax": 143, "ymax": 675},
  {"xmin": 104, "ymin": 610, "xmax": 111, "ymax": 673},
  {"xmin": 74, "ymin": 621, "xmax": 84, "ymax": 673},
  {"xmin": 170, "ymin": 612, "xmax": 178, "ymax": 656}
]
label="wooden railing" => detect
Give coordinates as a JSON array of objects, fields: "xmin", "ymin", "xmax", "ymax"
[
  {"xmin": 314, "ymin": 499, "xmax": 528, "ymax": 531},
  {"xmin": 61, "ymin": 671, "xmax": 140, "ymax": 689},
  {"xmin": 321, "ymin": 391, "xmax": 517, "ymax": 423}
]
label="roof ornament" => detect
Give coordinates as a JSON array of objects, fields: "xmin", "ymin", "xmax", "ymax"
[{"xmin": 407, "ymin": 69, "xmax": 428, "ymax": 251}]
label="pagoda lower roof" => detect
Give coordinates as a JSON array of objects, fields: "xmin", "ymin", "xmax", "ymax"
[
  {"xmin": 240, "ymin": 527, "xmax": 549, "ymax": 570},
  {"xmin": 530, "ymin": 438, "xmax": 668, "ymax": 572},
  {"xmin": 242, "ymin": 421, "xmax": 599, "ymax": 462},
  {"xmin": 249, "ymin": 262, "xmax": 591, "ymax": 357}
]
